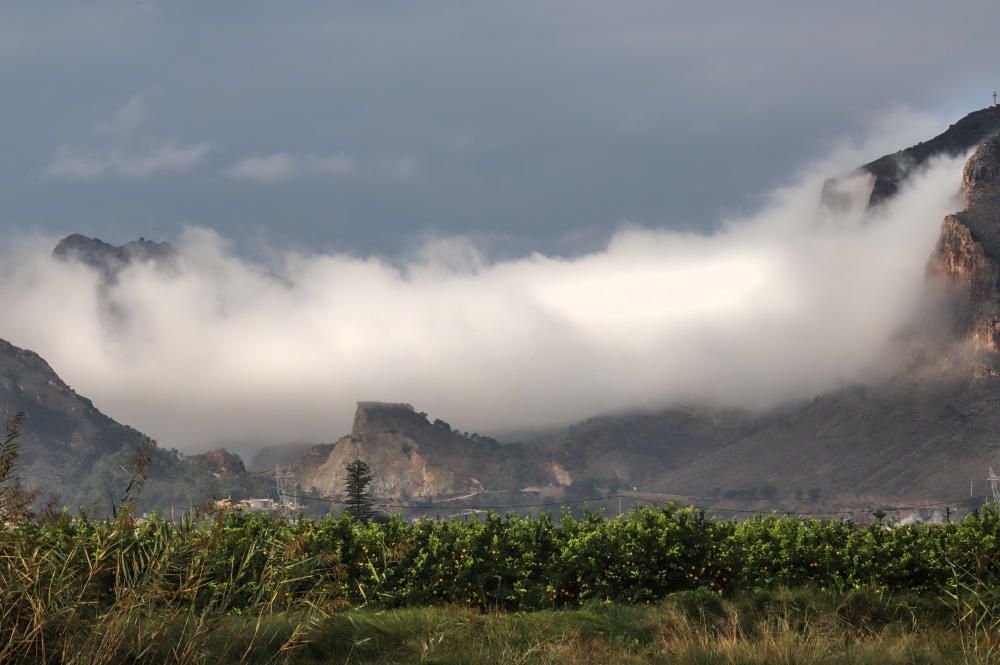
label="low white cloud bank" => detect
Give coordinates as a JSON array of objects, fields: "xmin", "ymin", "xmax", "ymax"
[
  {"xmin": 224, "ymin": 152, "xmax": 356, "ymax": 182},
  {"xmin": 3, "ymin": 112, "xmax": 970, "ymax": 451}
]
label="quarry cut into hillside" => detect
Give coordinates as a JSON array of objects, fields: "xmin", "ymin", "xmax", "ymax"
[{"xmin": 296, "ymin": 402, "xmax": 551, "ymax": 499}]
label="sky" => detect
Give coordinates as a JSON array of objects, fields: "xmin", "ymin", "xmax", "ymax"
[
  {"xmin": 2, "ymin": 1, "xmax": 999, "ymax": 257},
  {"xmin": 1, "ymin": 2, "xmax": 1000, "ymax": 452}
]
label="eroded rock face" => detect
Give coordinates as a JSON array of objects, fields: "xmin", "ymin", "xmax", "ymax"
[
  {"xmin": 928, "ymin": 134, "xmax": 1000, "ymax": 353},
  {"xmin": 963, "ymin": 136, "xmax": 1000, "ymax": 191},
  {"xmin": 296, "ymin": 402, "xmax": 549, "ymax": 499},
  {"xmin": 930, "ymin": 215, "xmax": 997, "ymax": 350}
]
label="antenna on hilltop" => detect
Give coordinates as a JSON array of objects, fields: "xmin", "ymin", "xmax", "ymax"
[{"xmin": 994, "ymin": 91, "xmax": 997, "ymax": 107}]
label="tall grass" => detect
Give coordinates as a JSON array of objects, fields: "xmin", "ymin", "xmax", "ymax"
[
  {"xmin": 0, "ymin": 505, "xmax": 350, "ymax": 664},
  {"xmin": 941, "ymin": 560, "xmax": 1000, "ymax": 665},
  {"xmin": 0, "ymin": 418, "xmax": 346, "ymax": 664},
  {"xmin": 28, "ymin": 593, "xmax": 978, "ymax": 665}
]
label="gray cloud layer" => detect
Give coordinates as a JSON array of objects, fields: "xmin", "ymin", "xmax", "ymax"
[{"xmin": 1, "ymin": 2, "xmax": 999, "ymax": 255}]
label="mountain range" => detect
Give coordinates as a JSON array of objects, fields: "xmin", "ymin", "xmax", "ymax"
[{"xmin": 8, "ymin": 106, "xmax": 1000, "ymax": 515}]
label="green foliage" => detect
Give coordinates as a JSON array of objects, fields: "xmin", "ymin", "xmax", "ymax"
[
  {"xmin": 5, "ymin": 499, "xmax": 1000, "ymax": 663},
  {"xmin": 68, "ymin": 443, "xmax": 274, "ymax": 517},
  {"xmin": 0, "ymin": 509, "xmax": 348, "ymax": 663},
  {"xmin": 0, "ymin": 412, "xmax": 36, "ymax": 521}
]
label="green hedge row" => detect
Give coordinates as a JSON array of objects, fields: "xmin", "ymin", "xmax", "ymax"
[{"xmin": 7, "ymin": 505, "xmax": 1000, "ymax": 612}]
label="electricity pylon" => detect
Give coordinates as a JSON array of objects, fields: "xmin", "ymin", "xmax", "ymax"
[
  {"xmin": 989, "ymin": 466, "xmax": 1000, "ymax": 507},
  {"xmin": 275, "ymin": 465, "xmax": 298, "ymax": 510}
]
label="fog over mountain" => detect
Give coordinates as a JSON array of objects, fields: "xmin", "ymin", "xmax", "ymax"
[{"xmin": 0, "ymin": 112, "xmax": 970, "ymax": 452}]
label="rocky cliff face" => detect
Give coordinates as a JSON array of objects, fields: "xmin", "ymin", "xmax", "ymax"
[
  {"xmin": 928, "ymin": 133, "xmax": 1000, "ymax": 355},
  {"xmin": 296, "ymin": 402, "xmax": 549, "ymax": 499}
]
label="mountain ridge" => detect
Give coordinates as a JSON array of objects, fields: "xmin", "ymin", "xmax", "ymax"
[
  {"xmin": 21, "ymin": 105, "xmax": 1000, "ymax": 513},
  {"xmin": 0, "ymin": 336, "xmax": 271, "ymax": 513}
]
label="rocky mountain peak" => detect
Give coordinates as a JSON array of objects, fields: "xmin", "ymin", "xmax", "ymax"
[
  {"xmin": 193, "ymin": 449, "xmax": 247, "ymax": 476},
  {"xmin": 352, "ymin": 402, "xmax": 429, "ymax": 437},
  {"xmin": 53, "ymin": 234, "xmax": 176, "ymax": 282},
  {"xmin": 862, "ymin": 105, "xmax": 1000, "ymax": 206}
]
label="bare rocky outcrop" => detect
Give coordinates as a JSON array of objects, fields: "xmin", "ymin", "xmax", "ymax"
[
  {"xmin": 193, "ymin": 449, "xmax": 247, "ymax": 477},
  {"xmin": 928, "ymin": 133, "xmax": 1000, "ymax": 353},
  {"xmin": 296, "ymin": 402, "xmax": 549, "ymax": 499}
]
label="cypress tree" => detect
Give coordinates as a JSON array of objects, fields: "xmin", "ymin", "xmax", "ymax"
[{"xmin": 344, "ymin": 459, "xmax": 375, "ymax": 521}]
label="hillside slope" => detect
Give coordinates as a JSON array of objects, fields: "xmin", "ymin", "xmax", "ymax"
[{"xmin": 0, "ymin": 337, "xmax": 269, "ymax": 512}]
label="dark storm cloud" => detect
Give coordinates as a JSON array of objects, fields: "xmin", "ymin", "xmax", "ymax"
[{"xmin": 2, "ymin": 1, "xmax": 999, "ymax": 255}]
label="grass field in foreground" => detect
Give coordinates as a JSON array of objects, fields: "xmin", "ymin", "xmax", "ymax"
[
  {"xmin": 9, "ymin": 588, "xmax": 999, "ymax": 665},
  {"xmin": 217, "ymin": 590, "xmax": 1000, "ymax": 665}
]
